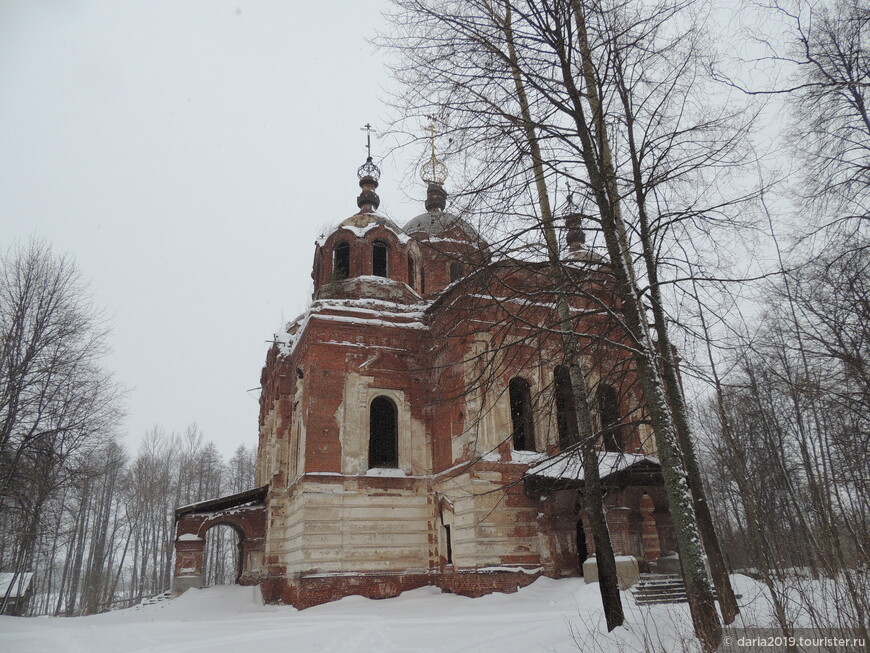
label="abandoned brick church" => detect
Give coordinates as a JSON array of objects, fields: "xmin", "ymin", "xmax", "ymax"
[{"xmin": 172, "ymin": 147, "xmax": 674, "ymax": 608}]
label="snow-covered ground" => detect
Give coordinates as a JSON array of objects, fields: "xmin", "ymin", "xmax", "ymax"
[{"xmin": 0, "ymin": 575, "xmax": 782, "ymax": 653}]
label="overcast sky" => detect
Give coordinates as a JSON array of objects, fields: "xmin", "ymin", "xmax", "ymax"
[{"xmin": 1, "ymin": 1, "xmax": 427, "ymax": 456}]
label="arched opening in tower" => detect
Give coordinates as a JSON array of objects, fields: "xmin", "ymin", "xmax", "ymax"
[
  {"xmin": 369, "ymin": 396, "xmax": 398, "ymax": 468},
  {"xmin": 553, "ymin": 365, "xmax": 579, "ymax": 449},
  {"xmin": 509, "ymin": 377, "xmax": 536, "ymax": 451},
  {"xmin": 597, "ymin": 383, "xmax": 622, "ymax": 452},
  {"xmin": 372, "ymin": 241, "xmax": 389, "ymax": 277},
  {"xmin": 334, "ymin": 241, "xmax": 350, "ymax": 280}
]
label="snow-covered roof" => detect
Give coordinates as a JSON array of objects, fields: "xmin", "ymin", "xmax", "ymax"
[
  {"xmin": 174, "ymin": 486, "xmax": 268, "ymax": 519},
  {"xmin": 277, "ymin": 297, "xmax": 430, "ymax": 358},
  {"xmin": 317, "ymin": 211, "xmax": 410, "ymax": 246},
  {"xmin": 525, "ymin": 450, "xmax": 659, "ymax": 482},
  {"xmin": 0, "ymin": 572, "xmax": 34, "ymax": 598}
]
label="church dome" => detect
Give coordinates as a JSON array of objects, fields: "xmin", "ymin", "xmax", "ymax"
[
  {"xmin": 403, "ymin": 211, "xmax": 481, "ymax": 243},
  {"xmin": 340, "ymin": 212, "xmax": 406, "ymax": 239}
]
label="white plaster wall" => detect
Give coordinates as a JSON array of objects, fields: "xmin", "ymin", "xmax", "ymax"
[
  {"xmin": 256, "ymin": 401, "xmax": 281, "ymax": 487},
  {"xmin": 273, "ymin": 477, "xmax": 434, "ymax": 575},
  {"xmin": 292, "ymin": 381, "xmax": 306, "ymax": 481},
  {"xmin": 338, "ymin": 372, "xmax": 429, "ymax": 475},
  {"xmin": 434, "ymin": 472, "xmax": 540, "ymax": 569}
]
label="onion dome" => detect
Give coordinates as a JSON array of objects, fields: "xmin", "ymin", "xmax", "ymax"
[
  {"xmin": 340, "ymin": 211, "xmax": 404, "ymax": 235},
  {"xmin": 356, "ymin": 123, "xmax": 382, "ymax": 213},
  {"xmin": 419, "ymin": 124, "xmax": 449, "ymax": 213},
  {"xmin": 356, "ymin": 156, "xmax": 381, "ymax": 213},
  {"xmin": 403, "ymin": 210, "xmax": 481, "ymax": 242}
]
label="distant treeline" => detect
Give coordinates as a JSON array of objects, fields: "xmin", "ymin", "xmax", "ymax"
[{"xmin": 1, "ymin": 424, "xmax": 254, "ymax": 616}]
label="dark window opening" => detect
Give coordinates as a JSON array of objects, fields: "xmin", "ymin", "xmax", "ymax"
[
  {"xmin": 598, "ymin": 384, "xmax": 622, "ymax": 452},
  {"xmin": 334, "ymin": 241, "xmax": 350, "ymax": 280},
  {"xmin": 369, "ymin": 396, "xmax": 398, "ymax": 468},
  {"xmin": 373, "ymin": 241, "xmax": 389, "ymax": 277},
  {"xmin": 554, "ymin": 365, "xmax": 579, "ymax": 449},
  {"xmin": 407, "ymin": 257, "xmax": 416, "ymax": 289},
  {"xmin": 449, "ymin": 261, "xmax": 463, "ymax": 283},
  {"xmin": 444, "ymin": 525, "xmax": 453, "ymax": 564},
  {"xmin": 509, "ymin": 377, "xmax": 535, "ymax": 451}
]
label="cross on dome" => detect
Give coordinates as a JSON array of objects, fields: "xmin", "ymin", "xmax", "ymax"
[
  {"xmin": 420, "ymin": 119, "xmax": 448, "ymax": 186},
  {"xmin": 361, "ymin": 123, "xmax": 374, "ymax": 159},
  {"xmin": 356, "ymin": 122, "xmax": 381, "ymax": 212},
  {"xmin": 357, "ymin": 123, "xmax": 381, "ymax": 181}
]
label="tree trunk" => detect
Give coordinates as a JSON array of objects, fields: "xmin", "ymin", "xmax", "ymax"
[
  {"xmin": 500, "ymin": 0, "xmax": 624, "ymax": 631},
  {"xmin": 566, "ymin": 2, "xmax": 722, "ymax": 648}
]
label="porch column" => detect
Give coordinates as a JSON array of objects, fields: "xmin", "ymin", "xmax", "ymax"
[
  {"xmin": 238, "ymin": 535, "xmax": 266, "ymax": 585},
  {"xmin": 172, "ymin": 534, "xmax": 205, "ymax": 596},
  {"xmin": 652, "ymin": 509, "xmax": 676, "ymax": 555},
  {"xmin": 605, "ymin": 506, "xmax": 632, "ymax": 556}
]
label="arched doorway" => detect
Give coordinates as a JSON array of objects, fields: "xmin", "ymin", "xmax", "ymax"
[
  {"xmin": 172, "ymin": 486, "xmax": 267, "ymax": 596},
  {"xmin": 576, "ymin": 519, "xmax": 589, "ymax": 575},
  {"xmin": 204, "ymin": 523, "xmax": 242, "ymax": 586},
  {"xmin": 639, "ymin": 493, "xmax": 660, "ymax": 564}
]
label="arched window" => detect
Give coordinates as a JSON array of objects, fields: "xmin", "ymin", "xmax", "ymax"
[
  {"xmin": 509, "ymin": 377, "xmax": 535, "ymax": 451},
  {"xmin": 449, "ymin": 261, "xmax": 463, "ymax": 283},
  {"xmin": 598, "ymin": 384, "xmax": 622, "ymax": 452},
  {"xmin": 372, "ymin": 240, "xmax": 389, "ymax": 277},
  {"xmin": 369, "ymin": 396, "xmax": 398, "ymax": 468},
  {"xmin": 407, "ymin": 256, "xmax": 416, "ymax": 290},
  {"xmin": 554, "ymin": 365, "xmax": 579, "ymax": 449},
  {"xmin": 333, "ymin": 241, "xmax": 350, "ymax": 280}
]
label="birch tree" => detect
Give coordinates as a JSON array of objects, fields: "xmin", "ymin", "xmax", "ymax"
[{"xmin": 382, "ymin": 0, "xmax": 762, "ymax": 647}]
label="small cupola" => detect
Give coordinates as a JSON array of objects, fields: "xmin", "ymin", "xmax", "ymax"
[
  {"xmin": 558, "ymin": 190, "xmax": 604, "ymax": 266},
  {"xmin": 356, "ymin": 158, "xmax": 381, "ymax": 213},
  {"xmin": 403, "ymin": 124, "xmax": 489, "ymax": 295},
  {"xmin": 420, "ymin": 127, "xmax": 449, "ymax": 213},
  {"xmin": 561, "ymin": 192, "xmax": 587, "ymax": 253},
  {"xmin": 310, "ymin": 125, "xmax": 423, "ymax": 303}
]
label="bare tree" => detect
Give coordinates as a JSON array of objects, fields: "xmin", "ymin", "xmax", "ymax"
[
  {"xmin": 776, "ymin": 0, "xmax": 870, "ymax": 228},
  {"xmin": 694, "ymin": 231, "xmax": 869, "ymax": 644},
  {"xmin": 0, "ymin": 239, "xmax": 122, "ymax": 613},
  {"xmin": 227, "ymin": 445, "xmax": 257, "ymax": 495},
  {"xmin": 381, "ymin": 0, "xmax": 761, "ymax": 647},
  {"xmin": 718, "ymin": 0, "xmax": 869, "ymax": 239}
]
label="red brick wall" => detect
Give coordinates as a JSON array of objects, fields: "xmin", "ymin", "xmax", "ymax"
[
  {"xmin": 246, "ymin": 228, "xmax": 672, "ymax": 610},
  {"xmin": 260, "ymin": 569, "xmax": 545, "ymax": 609}
]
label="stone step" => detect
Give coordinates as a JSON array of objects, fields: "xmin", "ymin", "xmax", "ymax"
[
  {"xmin": 632, "ymin": 572, "xmax": 741, "ymax": 606},
  {"xmin": 635, "ymin": 584, "xmax": 686, "ymax": 591},
  {"xmin": 634, "ymin": 585, "xmax": 687, "ymax": 592},
  {"xmin": 138, "ymin": 591, "xmax": 172, "ymax": 607},
  {"xmin": 632, "ymin": 573, "xmax": 688, "ymax": 605},
  {"xmin": 635, "ymin": 588, "xmax": 686, "ymax": 595},
  {"xmin": 634, "ymin": 591, "xmax": 689, "ymax": 600},
  {"xmin": 639, "ymin": 573, "xmax": 681, "ymax": 581},
  {"xmin": 635, "ymin": 597, "xmax": 690, "ymax": 605}
]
